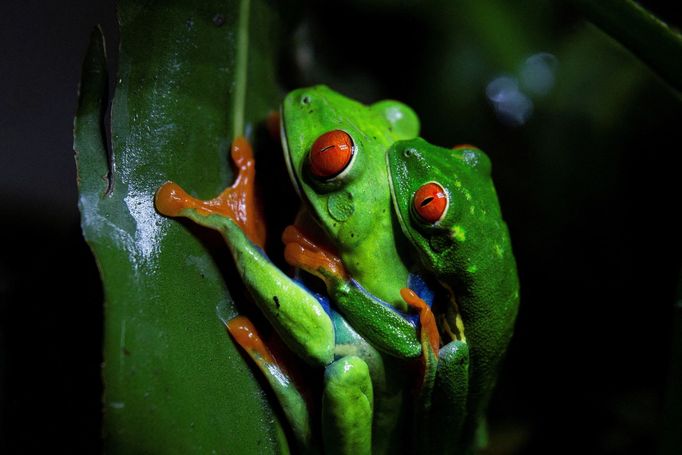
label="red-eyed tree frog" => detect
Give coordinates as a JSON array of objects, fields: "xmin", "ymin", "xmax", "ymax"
[{"xmin": 387, "ymin": 138, "xmax": 520, "ymax": 452}]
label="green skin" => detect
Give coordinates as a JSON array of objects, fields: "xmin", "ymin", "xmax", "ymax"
[
  {"xmin": 387, "ymin": 138, "xmax": 520, "ymax": 452},
  {"xmin": 281, "ymin": 85, "xmax": 419, "ymax": 311}
]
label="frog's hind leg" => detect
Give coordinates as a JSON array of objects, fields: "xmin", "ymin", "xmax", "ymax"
[
  {"xmin": 227, "ymin": 316, "xmax": 315, "ymax": 453},
  {"xmin": 428, "ymin": 340, "xmax": 470, "ymax": 454},
  {"xmin": 155, "ymin": 136, "xmax": 265, "ymax": 248},
  {"xmin": 401, "ymin": 288, "xmax": 469, "ymax": 454},
  {"xmin": 322, "ymin": 356, "xmax": 373, "ymax": 455}
]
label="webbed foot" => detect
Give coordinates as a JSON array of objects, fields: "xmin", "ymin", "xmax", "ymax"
[
  {"xmin": 282, "ymin": 224, "xmax": 348, "ymax": 284},
  {"xmin": 155, "ymin": 136, "xmax": 265, "ymax": 248}
]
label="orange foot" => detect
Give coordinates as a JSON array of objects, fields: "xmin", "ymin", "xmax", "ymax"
[
  {"xmin": 282, "ymin": 224, "xmax": 348, "ymax": 287},
  {"xmin": 227, "ymin": 315, "xmax": 278, "ymax": 366},
  {"xmin": 155, "ymin": 136, "xmax": 266, "ymax": 248}
]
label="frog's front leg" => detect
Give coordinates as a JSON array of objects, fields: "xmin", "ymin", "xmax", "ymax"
[
  {"xmin": 282, "ymin": 224, "xmax": 421, "ymax": 359},
  {"xmin": 403, "ymin": 289, "xmax": 470, "ymax": 455},
  {"xmin": 155, "ymin": 137, "xmax": 334, "ymax": 366}
]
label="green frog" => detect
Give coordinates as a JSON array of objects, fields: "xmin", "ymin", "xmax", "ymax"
[{"xmin": 387, "ymin": 138, "xmax": 520, "ymax": 452}]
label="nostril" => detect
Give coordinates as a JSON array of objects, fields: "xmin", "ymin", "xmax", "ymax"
[{"xmin": 301, "ymin": 95, "xmax": 311, "ymax": 105}]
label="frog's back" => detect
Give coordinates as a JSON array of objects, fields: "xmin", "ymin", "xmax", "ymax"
[{"xmin": 437, "ymin": 145, "xmax": 520, "ymax": 447}]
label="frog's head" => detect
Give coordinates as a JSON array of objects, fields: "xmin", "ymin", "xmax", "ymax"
[
  {"xmin": 281, "ymin": 85, "xmax": 419, "ymax": 249},
  {"xmin": 387, "ymin": 138, "xmax": 500, "ymax": 275}
]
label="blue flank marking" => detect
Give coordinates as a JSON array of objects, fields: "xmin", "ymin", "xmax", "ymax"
[
  {"xmin": 408, "ymin": 273, "xmax": 436, "ymax": 308},
  {"xmin": 312, "ymin": 290, "xmax": 333, "ymax": 317}
]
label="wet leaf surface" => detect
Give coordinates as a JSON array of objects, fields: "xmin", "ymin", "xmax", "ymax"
[{"xmin": 75, "ymin": 1, "xmax": 285, "ymax": 452}]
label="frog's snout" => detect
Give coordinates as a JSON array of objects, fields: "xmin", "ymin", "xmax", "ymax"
[{"xmin": 386, "ymin": 144, "xmax": 421, "ymax": 175}]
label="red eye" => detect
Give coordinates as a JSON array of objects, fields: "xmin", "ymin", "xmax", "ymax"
[
  {"xmin": 309, "ymin": 130, "xmax": 354, "ymax": 179},
  {"xmin": 413, "ymin": 182, "xmax": 448, "ymax": 223}
]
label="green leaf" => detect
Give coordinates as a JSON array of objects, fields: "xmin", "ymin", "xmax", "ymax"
[
  {"xmin": 568, "ymin": 0, "xmax": 682, "ymax": 93},
  {"xmin": 74, "ymin": 1, "xmax": 287, "ymax": 452}
]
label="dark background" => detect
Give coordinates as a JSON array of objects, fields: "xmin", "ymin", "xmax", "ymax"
[
  {"xmin": 1, "ymin": 0, "xmax": 681, "ymax": 453},
  {"xmin": 1, "ymin": 1, "xmax": 117, "ymax": 452}
]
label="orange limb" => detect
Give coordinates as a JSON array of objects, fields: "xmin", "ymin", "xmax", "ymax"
[
  {"xmin": 155, "ymin": 136, "xmax": 266, "ymax": 248},
  {"xmin": 226, "ymin": 316, "xmax": 277, "ymax": 365},
  {"xmin": 282, "ymin": 224, "xmax": 348, "ymax": 285},
  {"xmin": 401, "ymin": 288, "xmax": 440, "ymax": 358},
  {"xmin": 227, "ymin": 316, "xmax": 309, "ymax": 402}
]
